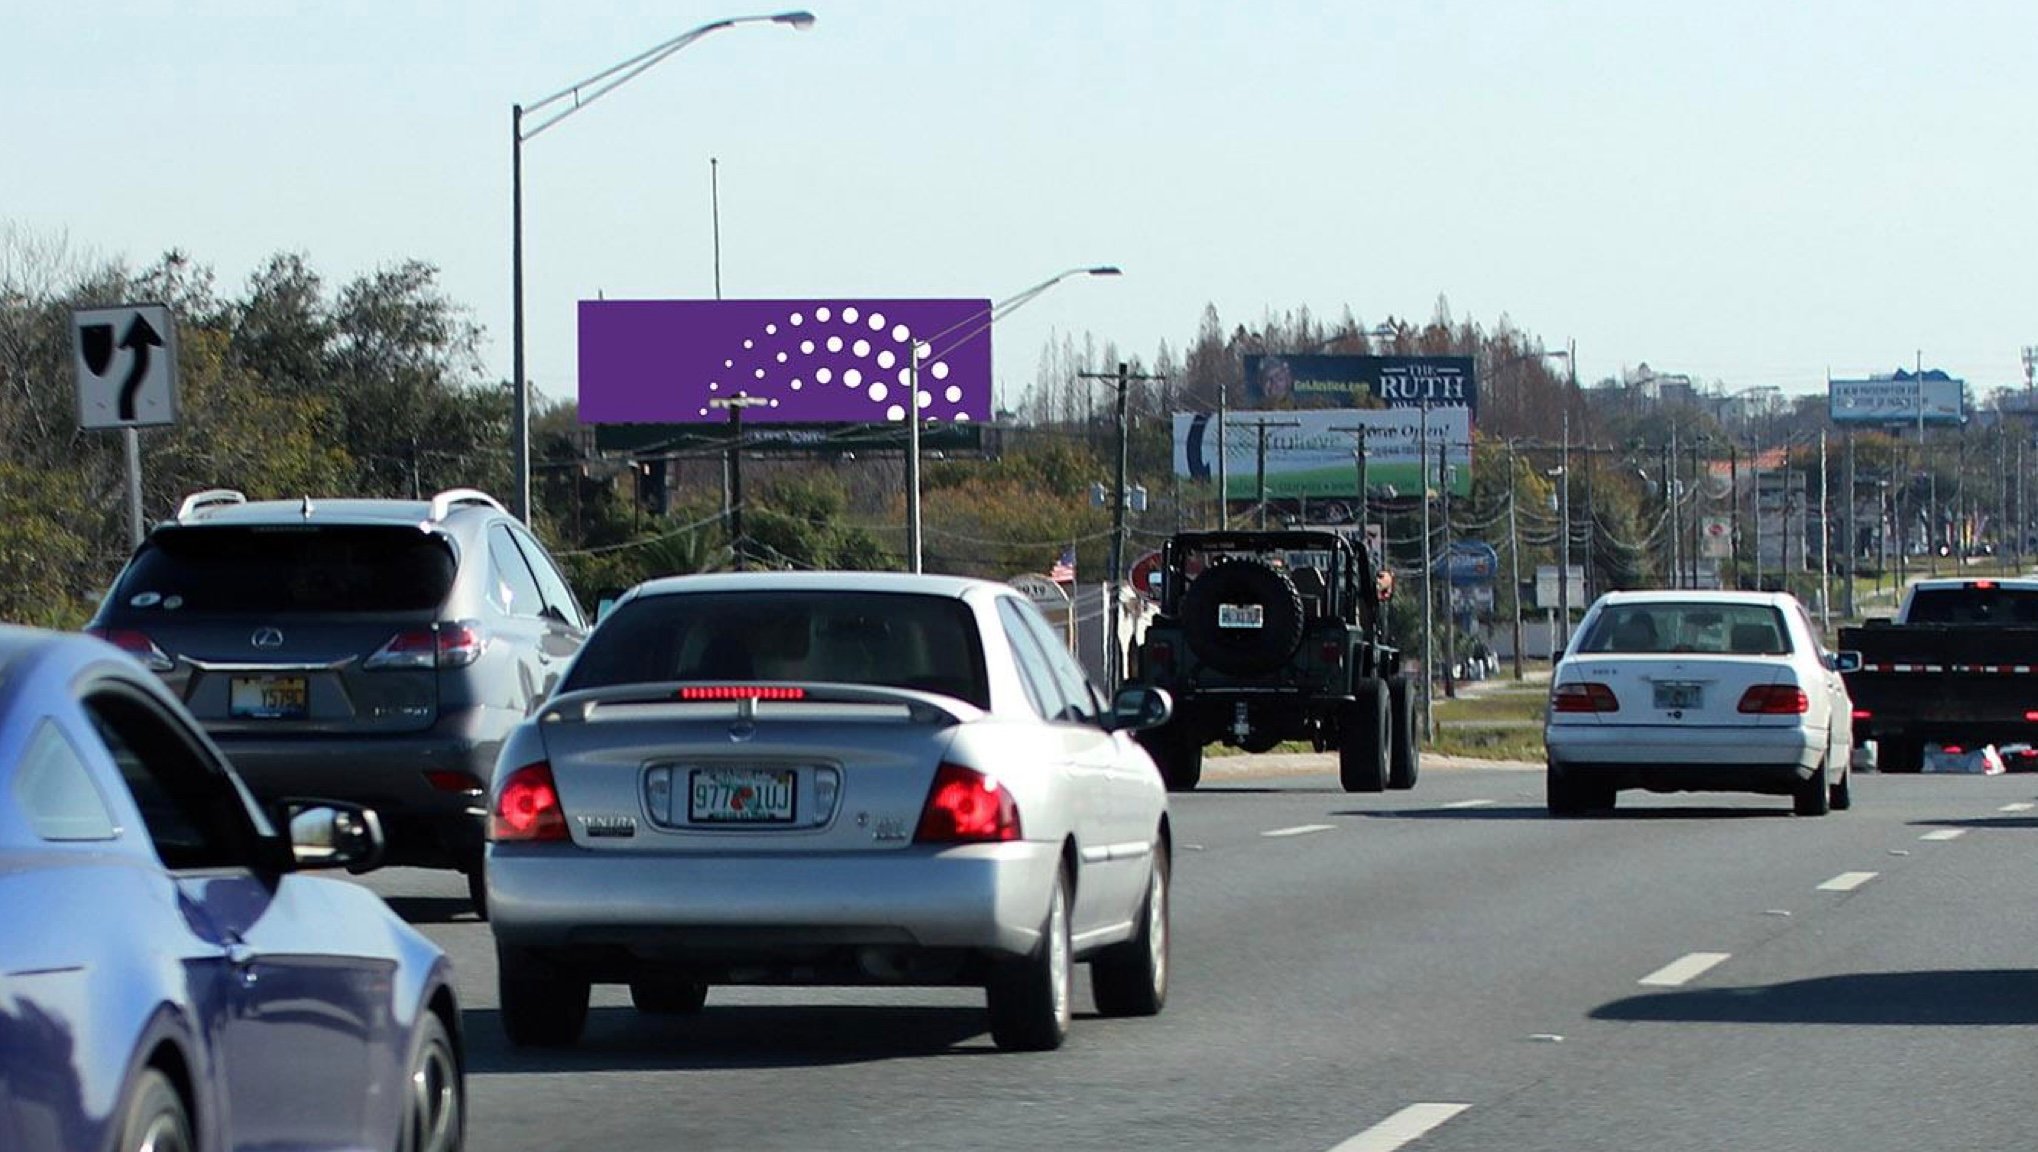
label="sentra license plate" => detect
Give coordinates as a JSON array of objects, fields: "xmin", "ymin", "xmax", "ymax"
[
  {"xmin": 688, "ymin": 768, "xmax": 796, "ymax": 824},
  {"xmin": 229, "ymin": 675, "xmax": 309, "ymax": 720},
  {"xmin": 1218, "ymin": 604, "xmax": 1264, "ymax": 630},
  {"xmin": 1652, "ymin": 682, "xmax": 1702, "ymax": 710}
]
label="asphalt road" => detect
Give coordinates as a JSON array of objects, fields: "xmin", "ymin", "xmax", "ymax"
[{"xmin": 359, "ymin": 761, "xmax": 2038, "ymax": 1152}]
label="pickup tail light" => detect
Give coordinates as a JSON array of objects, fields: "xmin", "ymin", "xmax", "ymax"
[
  {"xmin": 88, "ymin": 627, "xmax": 174, "ymax": 672},
  {"xmin": 1551, "ymin": 682, "xmax": 1619, "ymax": 713},
  {"xmin": 914, "ymin": 763, "xmax": 1021, "ymax": 844},
  {"xmin": 365, "ymin": 621, "xmax": 485, "ymax": 671},
  {"xmin": 490, "ymin": 761, "xmax": 568, "ymax": 842},
  {"xmin": 1738, "ymin": 685, "xmax": 1810, "ymax": 714},
  {"xmin": 1852, "ymin": 709, "xmax": 1872, "ymax": 721}
]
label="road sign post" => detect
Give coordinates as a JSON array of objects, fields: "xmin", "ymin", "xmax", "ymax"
[{"xmin": 72, "ymin": 303, "xmax": 179, "ymax": 548}]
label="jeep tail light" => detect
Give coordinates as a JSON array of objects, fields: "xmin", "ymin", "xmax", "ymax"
[
  {"xmin": 88, "ymin": 627, "xmax": 174, "ymax": 672},
  {"xmin": 1737, "ymin": 685, "xmax": 1809, "ymax": 714},
  {"xmin": 914, "ymin": 762, "xmax": 1021, "ymax": 844},
  {"xmin": 1319, "ymin": 640, "xmax": 1344, "ymax": 665},
  {"xmin": 1144, "ymin": 641, "xmax": 1174, "ymax": 672},
  {"xmin": 490, "ymin": 761, "xmax": 567, "ymax": 842},
  {"xmin": 1551, "ymin": 682, "xmax": 1619, "ymax": 713},
  {"xmin": 365, "ymin": 621, "xmax": 485, "ymax": 671}
]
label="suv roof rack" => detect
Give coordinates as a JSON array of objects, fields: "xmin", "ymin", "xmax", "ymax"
[
  {"xmin": 175, "ymin": 489, "xmax": 247, "ymax": 523},
  {"xmin": 427, "ymin": 488, "xmax": 508, "ymax": 523}
]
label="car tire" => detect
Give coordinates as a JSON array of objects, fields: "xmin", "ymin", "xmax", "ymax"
[
  {"xmin": 1547, "ymin": 763, "xmax": 1613, "ymax": 816},
  {"xmin": 1091, "ymin": 846, "xmax": 1169, "ymax": 1018},
  {"xmin": 1829, "ymin": 759, "xmax": 1853, "ymax": 811},
  {"xmin": 1879, "ymin": 737, "xmax": 1922, "ymax": 774},
  {"xmin": 1794, "ymin": 756, "xmax": 1832, "ymax": 817},
  {"xmin": 1141, "ymin": 724, "xmax": 1204, "ymax": 792},
  {"xmin": 118, "ymin": 1068, "xmax": 193, "ymax": 1152},
  {"xmin": 629, "ymin": 980, "xmax": 709, "ymax": 1015},
  {"xmin": 399, "ymin": 1011, "xmax": 464, "ymax": 1152},
  {"xmin": 986, "ymin": 868, "xmax": 1072, "ymax": 1051},
  {"xmin": 1338, "ymin": 679, "xmax": 1389, "ymax": 793},
  {"xmin": 498, "ymin": 946, "xmax": 590, "ymax": 1049},
  {"xmin": 465, "ymin": 867, "xmax": 488, "ymax": 922},
  {"xmin": 1386, "ymin": 675, "xmax": 1419, "ymax": 790}
]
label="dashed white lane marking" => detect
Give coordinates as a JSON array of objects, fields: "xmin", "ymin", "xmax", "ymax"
[
  {"xmin": 1817, "ymin": 871, "xmax": 1877, "ymax": 892},
  {"xmin": 1920, "ymin": 829, "xmax": 1966, "ymax": 841},
  {"xmin": 1327, "ymin": 1103, "xmax": 1472, "ymax": 1152},
  {"xmin": 2000, "ymin": 802, "xmax": 2034, "ymax": 813},
  {"xmin": 1639, "ymin": 952, "xmax": 1731, "ymax": 987},
  {"xmin": 1262, "ymin": 823, "xmax": 1338, "ymax": 838},
  {"xmin": 1441, "ymin": 799, "xmax": 1495, "ymax": 809}
]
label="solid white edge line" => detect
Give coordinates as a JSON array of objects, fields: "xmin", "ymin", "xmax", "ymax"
[
  {"xmin": 1441, "ymin": 799, "xmax": 1495, "ymax": 809},
  {"xmin": 1638, "ymin": 951, "xmax": 1731, "ymax": 987},
  {"xmin": 1816, "ymin": 871, "xmax": 1877, "ymax": 892},
  {"xmin": 1920, "ymin": 829, "xmax": 1966, "ymax": 841},
  {"xmin": 1328, "ymin": 1103, "xmax": 1472, "ymax": 1152},
  {"xmin": 1262, "ymin": 823, "xmax": 1338, "ymax": 838}
]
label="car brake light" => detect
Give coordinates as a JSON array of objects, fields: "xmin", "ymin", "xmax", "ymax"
[
  {"xmin": 914, "ymin": 762, "xmax": 1021, "ymax": 844},
  {"xmin": 2024, "ymin": 711, "xmax": 2038, "ymax": 723},
  {"xmin": 1551, "ymin": 682, "xmax": 1619, "ymax": 713},
  {"xmin": 677, "ymin": 685, "xmax": 806, "ymax": 701},
  {"xmin": 1145, "ymin": 641, "xmax": 1174, "ymax": 671},
  {"xmin": 1941, "ymin": 744, "xmax": 1965, "ymax": 755},
  {"xmin": 364, "ymin": 621, "xmax": 485, "ymax": 671},
  {"xmin": 87, "ymin": 627, "xmax": 174, "ymax": 672},
  {"xmin": 1973, "ymin": 580, "xmax": 1995, "ymax": 590},
  {"xmin": 1738, "ymin": 685, "xmax": 1810, "ymax": 714},
  {"xmin": 1319, "ymin": 640, "xmax": 1344, "ymax": 665},
  {"xmin": 490, "ymin": 761, "xmax": 567, "ymax": 842},
  {"xmin": 425, "ymin": 770, "xmax": 484, "ymax": 794},
  {"xmin": 1852, "ymin": 709, "xmax": 1872, "ymax": 720}
]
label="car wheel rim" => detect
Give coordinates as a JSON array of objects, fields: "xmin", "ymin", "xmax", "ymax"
[
  {"xmin": 135, "ymin": 1113, "xmax": 190, "ymax": 1152},
  {"xmin": 1050, "ymin": 884, "xmax": 1071, "ymax": 1029},
  {"xmin": 1147, "ymin": 861, "xmax": 1169, "ymax": 994},
  {"xmin": 407, "ymin": 1033, "xmax": 462, "ymax": 1152}
]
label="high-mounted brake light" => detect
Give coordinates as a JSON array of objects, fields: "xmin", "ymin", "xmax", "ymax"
[
  {"xmin": 88, "ymin": 627, "xmax": 174, "ymax": 672},
  {"xmin": 677, "ymin": 685, "xmax": 807, "ymax": 701},
  {"xmin": 1737, "ymin": 685, "xmax": 1809, "ymax": 714},
  {"xmin": 914, "ymin": 762, "xmax": 1021, "ymax": 844},
  {"xmin": 490, "ymin": 761, "xmax": 568, "ymax": 842},
  {"xmin": 364, "ymin": 622, "xmax": 485, "ymax": 671},
  {"xmin": 1550, "ymin": 682, "xmax": 1619, "ymax": 713},
  {"xmin": 1973, "ymin": 580, "xmax": 1996, "ymax": 590}
]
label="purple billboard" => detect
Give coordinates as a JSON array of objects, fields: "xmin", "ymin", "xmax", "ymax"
[{"xmin": 579, "ymin": 298, "xmax": 994, "ymax": 424}]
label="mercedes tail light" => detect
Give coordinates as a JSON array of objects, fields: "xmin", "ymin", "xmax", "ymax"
[
  {"xmin": 490, "ymin": 761, "xmax": 567, "ymax": 842},
  {"xmin": 365, "ymin": 621, "xmax": 485, "ymax": 671},
  {"xmin": 914, "ymin": 762, "xmax": 1021, "ymax": 844},
  {"xmin": 88, "ymin": 627, "xmax": 174, "ymax": 672},
  {"xmin": 1738, "ymin": 685, "xmax": 1810, "ymax": 714},
  {"xmin": 1550, "ymin": 682, "xmax": 1619, "ymax": 713}
]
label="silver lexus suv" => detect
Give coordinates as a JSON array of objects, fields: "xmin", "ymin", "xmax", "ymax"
[{"xmin": 87, "ymin": 487, "xmax": 587, "ymax": 911}]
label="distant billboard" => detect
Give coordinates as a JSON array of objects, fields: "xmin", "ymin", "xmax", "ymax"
[
  {"xmin": 1828, "ymin": 373, "xmax": 1964, "ymax": 426},
  {"xmin": 1242, "ymin": 354, "xmax": 1478, "ymax": 420},
  {"xmin": 579, "ymin": 298, "xmax": 993, "ymax": 425},
  {"xmin": 1173, "ymin": 407, "xmax": 1472, "ymax": 500}
]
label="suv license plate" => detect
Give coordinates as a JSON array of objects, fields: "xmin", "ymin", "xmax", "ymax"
[
  {"xmin": 688, "ymin": 768, "xmax": 796, "ymax": 824},
  {"xmin": 229, "ymin": 675, "xmax": 309, "ymax": 720},
  {"xmin": 1218, "ymin": 604, "xmax": 1264, "ymax": 630},
  {"xmin": 1652, "ymin": 682, "xmax": 1702, "ymax": 710}
]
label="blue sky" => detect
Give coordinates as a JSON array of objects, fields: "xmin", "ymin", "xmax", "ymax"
[{"xmin": 9, "ymin": 1, "xmax": 2037, "ymax": 410}]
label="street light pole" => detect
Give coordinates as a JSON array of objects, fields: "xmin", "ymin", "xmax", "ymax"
[
  {"xmin": 510, "ymin": 10, "xmax": 815, "ymax": 525},
  {"xmin": 708, "ymin": 392, "xmax": 768, "ymax": 568},
  {"xmin": 905, "ymin": 265, "xmax": 1120, "ymax": 573}
]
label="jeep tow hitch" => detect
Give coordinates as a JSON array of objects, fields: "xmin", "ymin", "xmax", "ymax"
[{"xmin": 1230, "ymin": 702, "xmax": 1251, "ymax": 743}]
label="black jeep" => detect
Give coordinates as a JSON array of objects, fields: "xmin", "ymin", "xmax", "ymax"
[{"xmin": 1130, "ymin": 530, "xmax": 1415, "ymax": 793}]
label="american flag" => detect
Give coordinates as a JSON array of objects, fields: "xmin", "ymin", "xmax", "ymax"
[{"xmin": 1049, "ymin": 546, "xmax": 1077, "ymax": 584}]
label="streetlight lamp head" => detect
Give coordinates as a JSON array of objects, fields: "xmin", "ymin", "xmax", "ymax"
[
  {"xmin": 1086, "ymin": 265, "xmax": 1123, "ymax": 277},
  {"xmin": 772, "ymin": 10, "xmax": 817, "ymax": 28}
]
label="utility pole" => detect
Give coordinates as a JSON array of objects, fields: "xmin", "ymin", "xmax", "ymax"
[
  {"xmin": 1230, "ymin": 416, "xmax": 1298, "ymax": 530},
  {"xmin": 1843, "ymin": 430, "xmax": 1856, "ymax": 617},
  {"xmin": 1819, "ymin": 432, "xmax": 1831, "ymax": 633},
  {"xmin": 1079, "ymin": 363, "xmax": 1164, "ymax": 693},
  {"xmin": 1217, "ymin": 382, "xmax": 1230, "ymax": 529},
  {"xmin": 1506, "ymin": 439, "xmax": 1524, "ymax": 679},
  {"xmin": 1420, "ymin": 405, "xmax": 1435, "ymax": 739},
  {"xmin": 708, "ymin": 392, "xmax": 768, "ymax": 569},
  {"xmin": 1557, "ymin": 413, "xmax": 1571, "ymax": 654},
  {"xmin": 1439, "ymin": 439, "xmax": 1456, "ymax": 700}
]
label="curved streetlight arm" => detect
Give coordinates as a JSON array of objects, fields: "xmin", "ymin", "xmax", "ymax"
[
  {"xmin": 519, "ymin": 11, "xmax": 815, "ymax": 141},
  {"xmin": 911, "ymin": 266, "xmax": 1121, "ymax": 366}
]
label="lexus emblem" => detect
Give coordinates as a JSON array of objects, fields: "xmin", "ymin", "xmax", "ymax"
[{"xmin": 250, "ymin": 627, "xmax": 285, "ymax": 649}]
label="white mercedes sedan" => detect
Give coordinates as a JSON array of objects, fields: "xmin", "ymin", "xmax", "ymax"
[
  {"xmin": 484, "ymin": 572, "xmax": 1174, "ymax": 1052},
  {"xmin": 1544, "ymin": 590, "xmax": 1858, "ymax": 817}
]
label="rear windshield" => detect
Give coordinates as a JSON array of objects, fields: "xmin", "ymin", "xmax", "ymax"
[
  {"xmin": 1578, "ymin": 602, "xmax": 1792, "ymax": 656},
  {"xmin": 111, "ymin": 526, "xmax": 456, "ymax": 614},
  {"xmin": 565, "ymin": 590, "xmax": 990, "ymax": 708},
  {"xmin": 1904, "ymin": 587, "xmax": 2038, "ymax": 624}
]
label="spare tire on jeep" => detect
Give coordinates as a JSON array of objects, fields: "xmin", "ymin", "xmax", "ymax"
[{"xmin": 1178, "ymin": 558, "xmax": 1306, "ymax": 676}]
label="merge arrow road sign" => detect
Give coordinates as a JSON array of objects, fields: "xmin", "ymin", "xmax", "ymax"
[{"xmin": 73, "ymin": 303, "xmax": 179, "ymax": 430}]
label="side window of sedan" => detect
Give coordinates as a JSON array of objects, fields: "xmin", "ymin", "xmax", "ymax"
[
  {"xmin": 82, "ymin": 686, "xmax": 261, "ymax": 871},
  {"xmin": 14, "ymin": 720, "xmax": 119, "ymax": 842},
  {"xmin": 997, "ymin": 599, "xmax": 1066, "ymax": 720}
]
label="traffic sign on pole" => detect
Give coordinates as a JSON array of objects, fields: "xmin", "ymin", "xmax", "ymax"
[{"xmin": 73, "ymin": 303, "xmax": 179, "ymax": 430}]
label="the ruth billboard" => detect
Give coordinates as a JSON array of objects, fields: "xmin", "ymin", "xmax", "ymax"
[
  {"xmin": 1242, "ymin": 354, "xmax": 1478, "ymax": 421},
  {"xmin": 578, "ymin": 298, "xmax": 992, "ymax": 424},
  {"xmin": 1828, "ymin": 371, "xmax": 1964, "ymax": 426}
]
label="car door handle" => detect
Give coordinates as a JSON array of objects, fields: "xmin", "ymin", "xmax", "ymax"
[{"xmin": 225, "ymin": 939, "xmax": 258, "ymax": 986}]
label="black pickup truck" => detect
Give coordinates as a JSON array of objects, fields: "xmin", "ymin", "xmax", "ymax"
[{"xmin": 1839, "ymin": 577, "xmax": 2038, "ymax": 772}]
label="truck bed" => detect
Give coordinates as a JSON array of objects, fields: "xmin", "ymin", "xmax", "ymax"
[{"xmin": 1839, "ymin": 622, "xmax": 2038, "ymax": 751}]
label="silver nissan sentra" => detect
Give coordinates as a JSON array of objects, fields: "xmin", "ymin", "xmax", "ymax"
[{"xmin": 485, "ymin": 571, "xmax": 1175, "ymax": 1052}]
